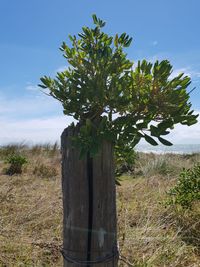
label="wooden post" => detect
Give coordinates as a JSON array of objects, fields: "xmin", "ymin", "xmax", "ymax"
[{"xmin": 61, "ymin": 125, "xmax": 118, "ymax": 267}]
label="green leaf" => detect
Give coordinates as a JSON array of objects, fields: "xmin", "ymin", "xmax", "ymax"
[
  {"xmin": 68, "ymin": 35, "xmax": 74, "ymax": 42},
  {"xmin": 100, "ymin": 21, "xmax": 106, "ymax": 27},
  {"xmin": 119, "ymin": 33, "xmax": 126, "ymax": 43},
  {"xmin": 137, "ymin": 121, "xmax": 148, "ymax": 129},
  {"xmin": 114, "ymin": 34, "xmax": 118, "ymax": 47},
  {"xmin": 184, "ymin": 119, "xmax": 198, "ymax": 126},
  {"xmin": 124, "ymin": 37, "xmax": 133, "ymax": 47},
  {"xmin": 150, "ymin": 125, "xmax": 160, "ymax": 137},
  {"xmin": 38, "ymin": 84, "xmax": 47, "ymax": 89},
  {"xmin": 158, "ymin": 120, "xmax": 174, "ymax": 131},
  {"xmin": 92, "ymin": 14, "xmax": 98, "ymax": 24},
  {"xmin": 158, "ymin": 137, "xmax": 173, "ymax": 146},
  {"xmin": 130, "ymin": 134, "xmax": 142, "ymax": 147},
  {"xmin": 144, "ymin": 135, "xmax": 158, "ymax": 146},
  {"xmin": 160, "ymin": 130, "xmax": 170, "ymax": 136}
]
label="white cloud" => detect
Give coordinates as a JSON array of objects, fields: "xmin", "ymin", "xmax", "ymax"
[
  {"xmin": 0, "ymin": 116, "xmax": 75, "ymax": 145},
  {"xmin": 167, "ymin": 114, "xmax": 200, "ymax": 144},
  {"xmin": 0, "ymin": 93, "xmax": 62, "ymax": 118},
  {"xmin": 163, "ymin": 65, "xmax": 200, "ymax": 80},
  {"xmin": 0, "ymin": 88, "xmax": 76, "ymax": 145},
  {"xmin": 190, "ymin": 70, "xmax": 200, "ymax": 79}
]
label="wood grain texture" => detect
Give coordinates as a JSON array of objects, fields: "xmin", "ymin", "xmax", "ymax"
[{"xmin": 61, "ymin": 125, "xmax": 118, "ymax": 267}]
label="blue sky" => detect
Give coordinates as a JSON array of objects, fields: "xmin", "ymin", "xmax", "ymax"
[{"xmin": 0, "ymin": 0, "xmax": 200, "ymax": 145}]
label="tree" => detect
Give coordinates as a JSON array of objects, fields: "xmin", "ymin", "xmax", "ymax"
[
  {"xmin": 40, "ymin": 15, "xmax": 198, "ymax": 156},
  {"xmin": 40, "ymin": 15, "xmax": 198, "ymax": 266}
]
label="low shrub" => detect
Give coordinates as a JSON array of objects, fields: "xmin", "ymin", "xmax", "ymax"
[
  {"xmin": 5, "ymin": 154, "xmax": 28, "ymax": 175},
  {"xmin": 167, "ymin": 164, "xmax": 200, "ymax": 209}
]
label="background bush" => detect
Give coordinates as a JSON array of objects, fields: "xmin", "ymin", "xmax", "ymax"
[{"xmin": 167, "ymin": 164, "xmax": 200, "ymax": 209}]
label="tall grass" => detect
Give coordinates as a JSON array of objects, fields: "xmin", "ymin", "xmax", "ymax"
[
  {"xmin": 134, "ymin": 152, "xmax": 200, "ymax": 178},
  {"xmin": 0, "ymin": 142, "xmax": 28, "ymax": 159}
]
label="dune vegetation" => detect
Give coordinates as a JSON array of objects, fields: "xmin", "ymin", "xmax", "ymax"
[{"xmin": 0, "ymin": 143, "xmax": 200, "ymax": 267}]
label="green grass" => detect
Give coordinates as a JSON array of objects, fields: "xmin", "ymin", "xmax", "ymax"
[{"xmin": 0, "ymin": 146, "xmax": 200, "ymax": 266}]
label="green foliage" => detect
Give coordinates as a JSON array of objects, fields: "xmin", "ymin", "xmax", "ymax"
[
  {"xmin": 5, "ymin": 154, "xmax": 27, "ymax": 175},
  {"xmin": 70, "ymin": 117, "xmax": 109, "ymax": 158},
  {"xmin": 115, "ymin": 144, "xmax": 137, "ymax": 177},
  {"xmin": 40, "ymin": 14, "xmax": 198, "ymax": 157},
  {"xmin": 167, "ymin": 165, "xmax": 200, "ymax": 209}
]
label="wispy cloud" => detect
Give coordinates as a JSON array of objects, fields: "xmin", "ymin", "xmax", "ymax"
[
  {"xmin": 170, "ymin": 67, "xmax": 200, "ymax": 79},
  {"xmin": 25, "ymin": 85, "xmax": 39, "ymax": 91},
  {"xmin": 0, "ymin": 89, "xmax": 75, "ymax": 144},
  {"xmin": 190, "ymin": 70, "xmax": 200, "ymax": 78},
  {"xmin": 0, "ymin": 116, "xmax": 74, "ymax": 145},
  {"xmin": 0, "ymin": 92, "xmax": 63, "ymax": 119}
]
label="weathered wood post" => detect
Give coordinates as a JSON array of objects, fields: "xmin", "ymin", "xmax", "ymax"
[{"xmin": 61, "ymin": 125, "xmax": 118, "ymax": 267}]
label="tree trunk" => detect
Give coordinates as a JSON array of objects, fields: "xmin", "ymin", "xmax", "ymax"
[{"xmin": 61, "ymin": 125, "xmax": 118, "ymax": 267}]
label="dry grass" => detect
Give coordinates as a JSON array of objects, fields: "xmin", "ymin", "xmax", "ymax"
[
  {"xmin": 117, "ymin": 177, "xmax": 200, "ymax": 267},
  {"xmin": 0, "ymin": 145, "xmax": 62, "ymax": 267},
  {"xmin": 134, "ymin": 152, "xmax": 200, "ymax": 178},
  {"xmin": 0, "ymin": 146, "xmax": 200, "ymax": 266}
]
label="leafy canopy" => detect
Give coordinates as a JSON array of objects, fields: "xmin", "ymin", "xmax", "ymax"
[{"xmin": 40, "ymin": 14, "xmax": 198, "ymax": 156}]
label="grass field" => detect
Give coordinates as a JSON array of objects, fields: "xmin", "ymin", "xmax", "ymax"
[{"xmin": 0, "ymin": 144, "xmax": 200, "ymax": 267}]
